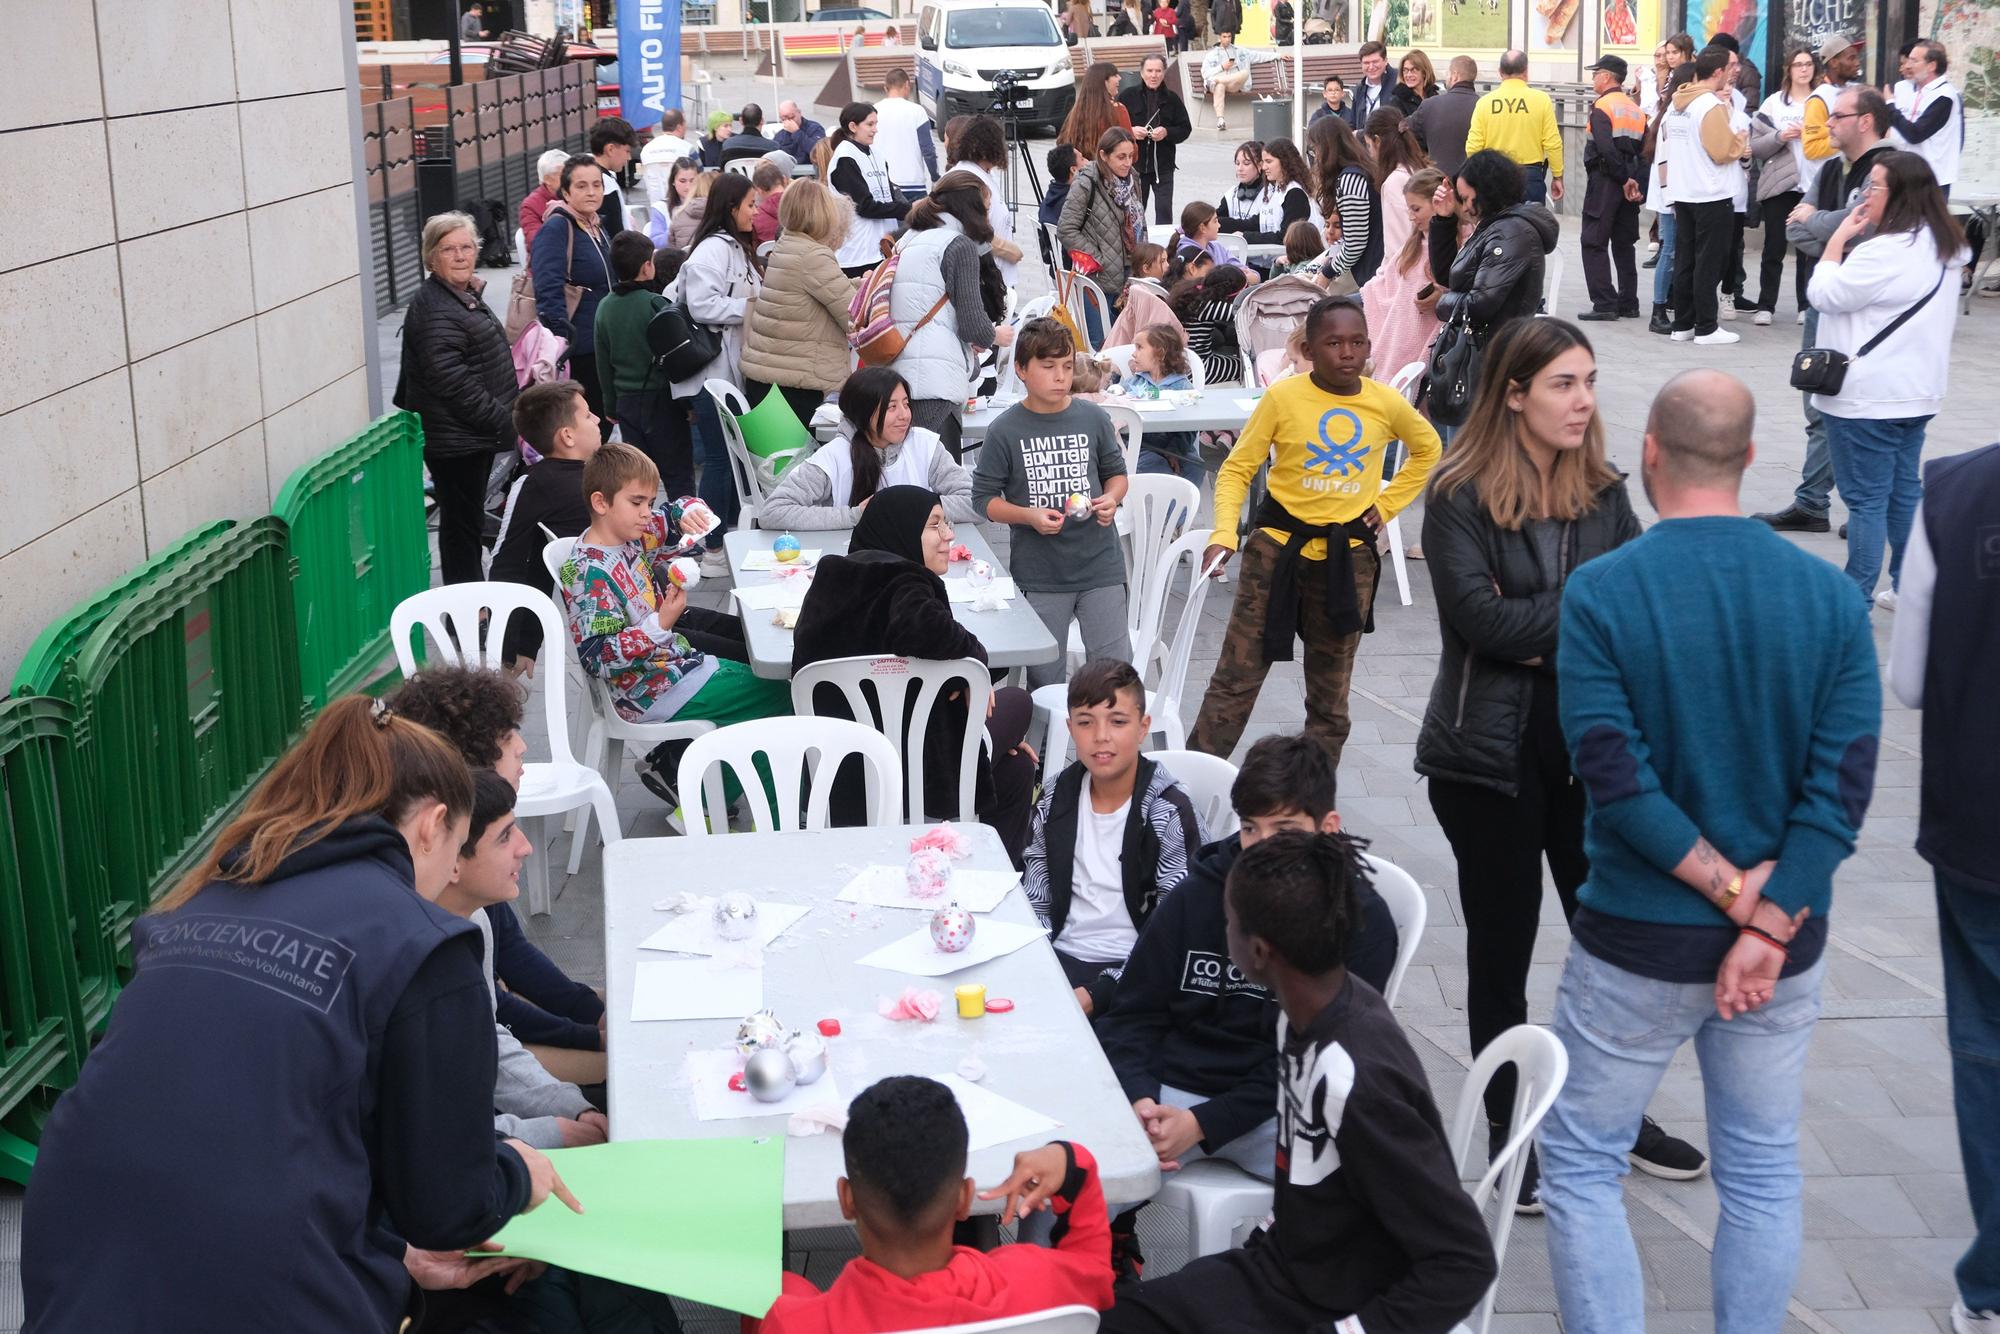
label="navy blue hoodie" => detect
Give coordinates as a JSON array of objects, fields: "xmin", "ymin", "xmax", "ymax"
[
  {"xmin": 22, "ymin": 817, "xmax": 530, "ymax": 1333},
  {"xmin": 1094, "ymin": 834, "xmax": 1398, "ymax": 1152}
]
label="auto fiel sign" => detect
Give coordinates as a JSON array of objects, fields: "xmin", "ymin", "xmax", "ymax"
[{"xmin": 618, "ymin": 0, "xmax": 682, "ymax": 131}]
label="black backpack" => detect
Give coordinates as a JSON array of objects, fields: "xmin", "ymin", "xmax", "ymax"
[{"xmin": 474, "ymin": 199, "xmax": 515, "ymax": 268}]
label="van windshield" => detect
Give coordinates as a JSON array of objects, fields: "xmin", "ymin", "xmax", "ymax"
[{"xmin": 944, "ymin": 7, "xmax": 1063, "ymax": 45}]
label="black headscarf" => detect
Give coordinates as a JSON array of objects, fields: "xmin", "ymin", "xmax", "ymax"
[{"xmin": 848, "ymin": 485, "xmax": 944, "ymax": 568}]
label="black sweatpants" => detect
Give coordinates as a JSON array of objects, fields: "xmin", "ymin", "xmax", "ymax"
[
  {"xmin": 1427, "ymin": 676, "xmax": 1587, "ymax": 1127},
  {"xmin": 1138, "ymin": 170, "xmax": 1177, "ymax": 226},
  {"xmin": 615, "ymin": 389, "xmax": 697, "ymax": 501},
  {"xmin": 1754, "ymin": 189, "xmax": 1807, "ymax": 313},
  {"xmin": 1101, "ymin": 1246, "xmax": 1334, "ymax": 1332},
  {"xmin": 427, "ymin": 450, "xmax": 498, "ymax": 586},
  {"xmin": 1669, "ymin": 197, "xmax": 1734, "ymax": 334},
  {"xmin": 1579, "ymin": 174, "xmax": 1641, "ymax": 314}
]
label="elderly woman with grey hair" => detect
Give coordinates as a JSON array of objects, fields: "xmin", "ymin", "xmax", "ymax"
[
  {"xmin": 395, "ymin": 211, "xmax": 519, "ymax": 585},
  {"xmin": 519, "ymin": 148, "xmax": 572, "ymax": 252}
]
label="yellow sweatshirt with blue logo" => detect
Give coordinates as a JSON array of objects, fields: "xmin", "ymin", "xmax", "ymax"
[{"xmin": 1210, "ymin": 375, "xmax": 1443, "ymax": 561}]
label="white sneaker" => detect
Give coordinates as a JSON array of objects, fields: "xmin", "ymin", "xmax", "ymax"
[
  {"xmin": 1953, "ymin": 1299, "xmax": 2000, "ymax": 1333},
  {"xmin": 1798, "ymin": 310, "xmax": 1807, "ymax": 324},
  {"xmin": 1875, "ymin": 587, "xmax": 1899, "ymax": 611},
  {"xmin": 1720, "ymin": 304, "xmax": 1738, "ymax": 321},
  {"xmin": 1217, "ymin": 117, "xmax": 1228, "ymax": 132},
  {"xmin": 1670, "ymin": 329, "xmax": 1695, "ymax": 342},
  {"xmin": 1754, "ymin": 310, "xmax": 1772, "ymax": 326},
  {"xmin": 1694, "ymin": 329, "xmax": 1741, "ymax": 345},
  {"xmin": 699, "ymin": 547, "xmax": 731, "ymax": 579}
]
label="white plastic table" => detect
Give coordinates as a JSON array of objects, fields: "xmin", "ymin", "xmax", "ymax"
[
  {"xmin": 960, "ymin": 386, "xmax": 1268, "ymax": 448},
  {"xmin": 602, "ymin": 824, "xmax": 1163, "ymax": 1227},
  {"xmin": 721, "ymin": 526, "xmax": 1059, "ymax": 680}
]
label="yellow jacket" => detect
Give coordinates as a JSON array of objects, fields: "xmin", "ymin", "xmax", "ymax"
[
  {"xmin": 1211, "ymin": 375, "xmax": 1442, "ymax": 561},
  {"xmin": 1465, "ymin": 77, "xmax": 1565, "ymax": 177}
]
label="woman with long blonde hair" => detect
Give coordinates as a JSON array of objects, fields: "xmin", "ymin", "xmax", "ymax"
[{"xmin": 1415, "ymin": 317, "xmax": 1695, "ymax": 1211}]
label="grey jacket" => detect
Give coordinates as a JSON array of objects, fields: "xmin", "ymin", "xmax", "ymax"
[
  {"xmin": 1059, "ymin": 161, "xmax": 1136, "ymax": 299},
  {"xmin": 475, "ymin": 909, "xmax": 593, "ymax": 1149},
  {"xmin": 759, "ymin": 435, "xmax": 981, "ymax": 530},
  {"xmin": 1748, "ymin": 114, "xmax": 1800, "ymax": 202}
]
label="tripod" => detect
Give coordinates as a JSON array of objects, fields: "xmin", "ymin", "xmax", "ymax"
[{"xmin": 987, "ymin": 78, "xmax": 1047, "ymax": 279}]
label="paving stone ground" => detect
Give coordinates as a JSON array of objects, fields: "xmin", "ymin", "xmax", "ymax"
[{"xmin": 3, "ymin": 57, "xmax": 1994, "ymax": 1334}]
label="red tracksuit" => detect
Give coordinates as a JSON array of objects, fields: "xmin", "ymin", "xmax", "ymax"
[{"xmin": 749, "ymin": 1143, "xmax": 1114, "ymax": 1334}]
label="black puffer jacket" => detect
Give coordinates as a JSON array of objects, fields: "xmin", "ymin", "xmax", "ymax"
[
  {"xmin": 395, "ymin": 273, "xmax": 518, "ymax": 458},
  {"xmin": 1414, "ymin": 476, "xmax": 1642, "ymax": 795},
  {"xmin": 1430, "ymin": 203, "xmax": 1560, "ymax": 343}
]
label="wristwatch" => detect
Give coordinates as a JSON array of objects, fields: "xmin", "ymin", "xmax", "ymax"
[{"xmin": 1717, "ymin": 871, "xmax": 1744, "ymax": 915}]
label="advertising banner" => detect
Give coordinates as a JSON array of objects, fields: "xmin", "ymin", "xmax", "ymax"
[{"xmin": 618, "ymin": 0, "xmax": 682, "ymax": 131}]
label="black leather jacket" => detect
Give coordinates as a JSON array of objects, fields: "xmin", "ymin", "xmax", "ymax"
[
  {"xmin": 394, "ymin": 274, "xmax": 518, "ymax": 458},
  {"xmin": 1432, "ymin": 203, "xmax": 1560, "ymax": 342},
  {"xmin": 1415, "ymin": 476, "xmax": 1642, "ymax": 795}
]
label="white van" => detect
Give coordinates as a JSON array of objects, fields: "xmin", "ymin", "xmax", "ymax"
[{"xmin": 914, "ymin": 0, "xmax": 1077, "ymax": 133}]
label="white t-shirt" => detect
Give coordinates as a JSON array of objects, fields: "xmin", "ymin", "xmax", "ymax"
[
  {"xmin": 1058, "ymin": 780, "xmax": 1135, "ymax": 965},
  {"xmin": 875, "ymin": 96, "xmax": 934, "ymax": 190}
]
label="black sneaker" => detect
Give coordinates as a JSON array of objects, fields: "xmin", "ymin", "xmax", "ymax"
[
  {"xmin": 1648, "ymin": 308, "xmax": 1673, "ymax": 335},
  {"xmin": 1515, "ymin": 1143, "xmax": 1544, "ymax": 1215},
  {"xmin": 1576, "ymin": 309, "xmax": 1620, "ymax": 321},
  {"xmin": 1839, "ymin": 522, "xmax": 1849, "ymax": 539},
  {"xmin": 1629, "ymin": 1116, "xmax": 1707, "ymax": 1180},
  {"xmin": 1750, "ymin": 505, "xmax": 1832, "ymax": 533}
]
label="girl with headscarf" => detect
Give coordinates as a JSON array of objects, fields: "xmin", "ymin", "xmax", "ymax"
[{"xmin": 791, "ymin": 486, "xmax": 1038, "ymax": 863}]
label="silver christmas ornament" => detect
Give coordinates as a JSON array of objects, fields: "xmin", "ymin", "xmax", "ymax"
[
  {"xmin": 712, "ymin": 891, "xmax": 760, "ymax": 942},
  {"xmin": 734, "ymin": 1008, "xmax": 786, "ymax": 1058},
  {"xmin": 929, "ymin": 900, "xmax": 977, "ymax": 953},
  {"xmin": 744, "ymin": 1047, "xmax": 797, "ymax": 1102},
  {"xmin": 782, "ymin": 1031, "xmax": 828, "ymax": 1085}
]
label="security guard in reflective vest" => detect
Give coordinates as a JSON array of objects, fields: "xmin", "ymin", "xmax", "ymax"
[{"xmin": 1579, "ymin": 54, "xmax": 1648, "ymax": 319}]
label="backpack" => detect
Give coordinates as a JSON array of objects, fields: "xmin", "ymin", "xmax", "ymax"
[
  {"xmin": 846, "ymin": 242, "xmax": 949, "ymax": 367},
  {"xmin": 474, "ymin": 199, "xmax": 514, "ymax": 268},
  {"xmin": 646, "ymin": 300, "xmax": 722, "ymax": 382}
]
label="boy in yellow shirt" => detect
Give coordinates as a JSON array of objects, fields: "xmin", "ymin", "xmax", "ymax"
[{"xmin": 1189, "ymin": 297, "xmax": 1440, "ymax": 768}]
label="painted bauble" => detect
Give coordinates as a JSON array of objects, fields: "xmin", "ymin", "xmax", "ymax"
[
  {"xmin": 712, "ymin": 891, "xmax": 759, "ymax": 942},
  {"xmin": 773, "ymin": 532, "xmax": 802, "ymax": 562},
  {"xmin": 744, "ymin": 1047, "xmax": 797, "ymax": 1102},
  {"xmin": 906, "ymin": 847, "xmax": 954, "ymax": 900},
  {"xmin": 1064, "ymin": 493, "xmax": 1093, "ymax": 521},
  {"xmin": 930, "ymin": 901, "xmax": 977, "ymax": 954},
  {"xmin": 782, "ymin": 1031, "xmax": 828, "ymax": 1085},
  {"xmin": 667, "ymin": 556, "xmax": 701, "ymax": 590},
  {"xmin": 734, "ymin": 1008, "xmax": 786, "ymax": 1058}
]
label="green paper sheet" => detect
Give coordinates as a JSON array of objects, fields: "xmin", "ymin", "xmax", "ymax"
[{"xmin": 480, "ymin": 1136, "xmax": 785, "ymax": 1316}]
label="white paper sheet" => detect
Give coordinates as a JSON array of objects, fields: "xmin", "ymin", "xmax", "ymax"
[
  {"xmin": 853, "ymin": 919, "xmax": 1047, "ymax": 977},
  {"xmin": 731, "ymin": 583, "xmax": 809, "ymax": 613},
  {"xmin": 739, "ymin": 549, "xmax": 824, "ymax": 571},
  {"xmin": 943, "ymin": 576, "xmax": 1019, "ymax": 604},
  {"xmin": 685, "ymin": 1048, "xmax": 846, "ymax": 1122},
  {"xmin": 630, "ymin": 959, "xmax": 763, "ymax": 1021},
  {"xmin": 1234, "ymin": 397, "xmax": 1266, "ymax": 411},
  {"xmin": 639, "ymin": 899, "xmax": 812, "ymax": 956},
  {"xmin": 1126, "ymin": 399, "xmax": 1177, "ymax": 413},
  {"xmin": 940, "ymin": 1073, "xmax": 1062, "ymax": 1151},
  {"xmin": 837, "ymin": 864, "xmax": 1020, "ymax": 913}
]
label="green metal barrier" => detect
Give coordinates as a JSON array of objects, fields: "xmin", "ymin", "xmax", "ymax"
[
  {"xmin": 272, "ymin": 412, "xmax": 430, "ymax": 711},
  {"xmin": 0, "ymin": 695, "xmax": 94, "ymax": 1185},
  {"xmin": 74, "ymin": 516, "xmax": 306, "ymax": 937}
]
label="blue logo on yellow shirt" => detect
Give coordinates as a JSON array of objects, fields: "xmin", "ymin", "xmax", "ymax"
[{"xmin": 1308, "ymin": 408, "xmax": 1367, "ymax": 477}]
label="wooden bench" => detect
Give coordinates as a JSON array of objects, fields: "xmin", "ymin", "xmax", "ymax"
[
  {"xmin": 850, "ymin": 50, "xmax": 920, "ymax": 93},
  {"xmin": 1181, "ymin": 49, "xmax": 1285, "ymax": 127}
]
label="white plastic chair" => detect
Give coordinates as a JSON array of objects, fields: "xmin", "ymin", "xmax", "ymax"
[
  {"xmin": 897, "ymin": 1305, "xmax": 1100, "ymax": 1334},
  {"xmin": 724, "ymin": 157, "xmax": 759, "ymax": 178},
  {"xmin": 790, "ymin": 655, "xmax": 991, "ymax": 824},
  {"xmin": 541, "ymin": 538, "xmax": 717, "ymax": 835},
  {"xmin": 1065, "ymin": 271, "xmax": 1112, "ymax": 352},
  {"xmin": 390, "ymin": 583, "xmax": 621, "ymax": 915},
  {"xmin": 1147, "ymin": 748, "xmax": 1239, "ymax": 838},
  {"xmin": 1539, "ymin": 250, "xmax": 1565, "ymax": 318},
  {"xmin": 513, "ymin": 226, "xmax": 524, "ymax": 259},
  {"xmin": 676, "ymin": 716, "xmax": 904, "ymax": 836},
  {"xmin": 1361, "ymin": 853, "xmax": 1427, "ymax": 1008},
  {"xmin": 1213, "ymin": 230, "xmax": 1248, "ymax": 263},
  {"xmin": 1372, "ymin": 358, "xmax": 1430, "ymax": 609},
  {"xmin": 1445, "ymin": 1025, "xmax": 1569, "ymax": 1334},
  {"xmin": 1153, "ymin": 1158, "xmax": 1274, "ymax": 1258},
  {"xmin": 1101, "ymin": 401, "xmax": 1147, "ymax": 478},
  {"xmin": 705, "ymin": 378, "xmax": 807, "ymax": 529}
]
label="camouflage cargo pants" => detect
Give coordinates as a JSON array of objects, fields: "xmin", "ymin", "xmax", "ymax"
[{"xmin": 1188, "ymin": 529, "xmax": 1381, "ymax": 769}]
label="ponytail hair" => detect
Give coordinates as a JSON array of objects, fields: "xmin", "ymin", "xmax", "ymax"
[
  {"xmin": 906, "ymin": 169, "xmax": 996, "ymax": 243},
  {"xmin": 158, "ymin": 695, "xmax": 474, "ymax": 910}
]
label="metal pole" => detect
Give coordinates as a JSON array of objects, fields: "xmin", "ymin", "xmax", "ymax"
[
  {"xmin": 448, "ymin": 9, "xmax": 465, "ymax": 85},
  {"xmin": 1294, "ymin": 25, "xmax": 1304, "ymax": 144}
]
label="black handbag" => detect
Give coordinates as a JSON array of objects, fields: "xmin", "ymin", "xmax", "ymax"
[
  {"xmin": 646, "ymin": 300, "xmax": 722, "ymax": 382},
  {"xmin": 1790, "ymin": 266, "xmax": 1945, "ymax": 395},
  {"xmin": 1425, "ymin": 302, "xmax": 1479, "ymax": 427}
]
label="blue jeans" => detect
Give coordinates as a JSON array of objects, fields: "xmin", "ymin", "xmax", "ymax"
[
  {"xmin": 1821, "ymin": 411, "xmax": 1930, "ymax": 600},
  {"xmin": 1794, "ymin": 307, "xmax": 1834, "ymax": 518},
  {"xmin": 1652, "ymin": 209, "xmax": 1677, "ymax": 307},
  {"xmin": 1541, "ymin": 942, "xmax": 1825, "ymax": 1334},
  {"xmin": 1136, "ymin": 438, "xmax": 1208, "ymax": 486},
  {"xmin": 1939, "ymin": 869, "xmax": 2000, "ymax": 1313},
  {"xmin": 688, "ymin": 387, "xmax": 738, "ymax": 552},
  {"xmin": 1524, "ymin": 161, "xmax": 1549, "ymax": 204}
]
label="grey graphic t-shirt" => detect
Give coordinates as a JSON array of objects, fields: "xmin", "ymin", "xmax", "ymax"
[{"xmin": 971, "ymin": 398, "xmax": 1129, "ymax": 593}]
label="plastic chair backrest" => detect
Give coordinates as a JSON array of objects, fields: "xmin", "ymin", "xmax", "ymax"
[
  {"xmin": 1124, "ymin": 476, "xmax": 1202, "ymax": 674},
  {"xmin": 1360, "ymin": 853, "xmax": 1427, "ymax": 1008},
  {"xmin": 1145, "ymin": 748, "xmax": 1239, "ymax": 838},
  {"xmin": 1446, "ymin": 1024, "xmax": 1569, "ymax": 1334},
  {"xmin": 725, "ymin": 157, "xmax": 758, "ymax": 178},
  {"xmin": 1540, "ymin": 250, "xmax": 1564, "ymax": 317},
  {"xmin": 1101, "ymin": 402, "xmax": 1145, "ymax": 475},
  {"xmin": 791, "ymin": 655, "xmax": 990, "ymax": 823},
  {"xmin": 676, "ymin": 716, "xmax": 904, "ymax": 835},
  {"xmin": 1213, "ymin": 230, "xmax": 1248, "ymax": 262},
  {"xmin": 1071, "ymin": 273, "xmax": 1112, "ymax": 352},
  {"xmin": 389, "ymin": 582, "xmax": 582, "ymax": 770},
  {"xmin": 1386, "ymin": 358, "xmax": 1426, "ymax": 401},
  {"xmin": 1151, "ymin": 537, "xmax": 1226, "ymax": 713},
  {"xmin": 894, "ymin": 1304, "xmax": 1101, "ymax": 1334},
  {"xmin": 704, "ymin": 379, "xmax": 768, "ymax": 522}
]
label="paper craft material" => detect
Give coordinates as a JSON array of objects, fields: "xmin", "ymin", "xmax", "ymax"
[
  {"xmin": 1234, "ymin": 397, "xmax": 1265, "ymax": 411},
  {"xmin": 475, "ymin": 1137, "xmax": 783, "ymax": 1315},
  {"xmin": 788, "ymin": 1104, "xmax": 849, "ymax": 1136},
  {"xmin": 686, "ymin": 1049, "xmax": 844, "ymax": 1122},
  {"xmin": 740, "ymin": 549, "xmax": 823, "ymax": 570},
  {"xmin": 774, "ymin": 607, "xmax": 801, "ymax": 629},
  {"xmin": 878, "ymin": 986, "xmax": 944, "ymax": 1022},
  {"xmin": 910, "ymin": 822, "xmax": 973, "ymax": 858},
  {"xmin": 940, "ymin": 1072, "xmax": 1061, "ymax": 1151},
  {"xmin": 944, "ymin": 576, "xmax": 1019, "ymax": 604},
  {"xmin": 731, "ymin": 583, "xmax": 809, "ymax": 613},
  {"xmin": 854, "ymin": 918, "xmax": 1046, "ymax": 976},
  {"xmin": 838, "ymin": 863, "xmax": 1020, "ymax": 913},
  {"xmin": 631, "ymin": 960, "xmax": 763, "ymax": 1021},
  {"xmin": 1126, "ymin": 399, "xmax": 1177, "ymax": 413},
  {"xmin": 639, "ymin": 899, "xmax": 811, "ymax": 957}
]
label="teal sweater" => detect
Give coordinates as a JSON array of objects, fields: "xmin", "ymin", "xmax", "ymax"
[{"xmin": 1557, "ymin": 517, "xmax": 1880, "ymax": 928}]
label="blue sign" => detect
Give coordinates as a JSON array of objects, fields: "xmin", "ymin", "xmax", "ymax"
[{"xmin": 618, "ymin": 0, "xmax": 682, "ymax": 131}]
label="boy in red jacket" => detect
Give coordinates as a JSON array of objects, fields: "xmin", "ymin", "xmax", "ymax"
[{"xmin": 750, "ymin": 1076, "xmax": 1115, "ymax": 1334}]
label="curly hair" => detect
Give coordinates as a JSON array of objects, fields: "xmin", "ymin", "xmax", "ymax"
[{"xmin": 387, "ymin": 667, "xmax": 526, "ymax": 769}]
